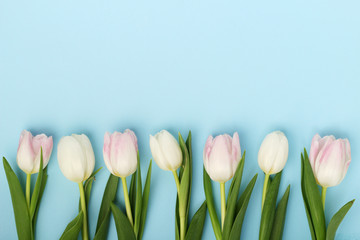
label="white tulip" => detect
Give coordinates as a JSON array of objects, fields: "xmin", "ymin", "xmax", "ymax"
[
  {"xmin": 149, "ymin": 130, "xmax": 182, "ymax": 171},
  {"xmin": 258, "ymin": 131, "xmax": 289, "ymax": 175},
  {"xmin": 57, "ymin": 134, "xmax": 95, "ymax": 183}
]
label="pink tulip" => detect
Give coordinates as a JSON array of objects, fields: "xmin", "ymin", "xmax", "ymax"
[
  {"xmin": 203, "ymin": 132, "xmax": 241, "ymax": 183},
  {"xmin": 103, "ymin": 129, "xmax": 138, "ymax": 178},
  {"xmin": 309, "ymin": 134, "xmax": 351, "ymax": 187},
  {"xmin": 16, "ymin": 130, "xmax": 53, "ymax": 174}
]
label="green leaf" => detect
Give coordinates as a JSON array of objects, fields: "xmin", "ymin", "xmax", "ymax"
[
  {"xmin": 129, "ymin": 171, "xmax": 137, "ymax": 218},
  {"xmin": 30, "ymin": 149, "xmax": 44, "ymax": 220},
  {"xmin": 230, "ymin": 174, "xmax": 258, "ymax": 240},
  {"xmin": 235, "ymin": 174, "xmax": 258, "ymax": 213},
  {"xmin": 33, "ymin": 168, "xmax": 48, "ymax": 230},
  {"xmin": 301, "ymin": 153, "xmax": 316, "ymax": 240},
  {"xmin": 185, "ymin": 201, "xmax": 207, "ymax": 240},
  {"xmin": 227, "ymin": 152, "xmax": 244, "ymax": 203},
  {"xmin": 223, "ymin": 152, "xmax": 246, "ymax": 240},
  {"xmin": 134, "ymin": 153, "xmax": 143, "ymax": 237},
  {"xmin": 270, "ymin": 185, "xmax": 291, "ymax": 240},
  {"xmin": 95, "ymin": 174, "xmax": 119, "ymax": 240},
  {"xmin": 138, "ymin": 160, "xmax": 152, "ymax": 240},
  {"xmin": 259, "ymin": 172, "xmax": 282, "ymax": 240},
  {"xmin": 86, "ymin": 167, "xmax": 101, "ymax": 205},
  {"xmin": 175, "ymin": 132, "xmax": 193, "ymax": 240},
  {"xmin": 302, "ymin": 149, "xmax": 326, "ymax": 240},
  {"xmin": 93, "ymin": 211, "xmax": 111, "ymax": 240},
  {"xmin": 59, "ymin": 211, "xmax": 84, "ymax": 240},
  {"xmin": 326, "ymin": 200, "xmax": 354, "ymax": 240},
  {"xmin": 203, "ymin": 167, "xmax": 222, "ymax": 240},
  {"xmin": 3, "ymin": 157, "xmax": 32, "ymax": 240},
  {"xmin": 185, "ymin": 131, "xmax": 193, "ymax": 230},
  {"xmin": 110, "ymin": 203, "xmax": 136, "ymax": 240},
  {"xmin": 175, "ymin": 197, "xmax": 180, "ymax": 240},
  {"xmin": 88, "ymin": 167, "xmax": 102, "ymax": 179},
  {"xmin": 79, "ymin": 167, "xmax": 102, "ymax": 211},
  {"xmin": 84, "ymin": 179, "xmax": 93, "ymax": 207},
  {"xmin": 178, "ymin": 133, "xmax": 190, "ymax": 222}
]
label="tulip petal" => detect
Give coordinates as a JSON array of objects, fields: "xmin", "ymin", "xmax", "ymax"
[
  {"xmin": 103, "ymin": 132, "xmax": 114, "ymax": 175},
  {"xmin": 231, "ymin": 132, "xmax": 241, "ymax": 175},
  {"xmin": 271, "ymin": 134, "xmax": 288, "ymax": 174},
  {"xmin": 157, "ymin": 131, "xmax": 182, "ymax": 171},
  {"xmin": 58, "ymin": 136, "xmax": 87, "ymax": 182},
  {"xmin": 72, "ymin": 134, "xmax": 95, "ymax": 181},
  {"xmin": 316, "ymin": 140, "xmax": 345, "ymax": 187},
  {"xmin": 17, "ymin": 130, "xmax": 35, "ymax": 174},
  {"xmin": 113, "ymin": 133, "xmax": 137, "ymax": 177},
  {"xmin": 203, "ymin": 135, "xmax": 214, "ymax": 173},
  {"xmin": 32, "ymin": 135, "xmax": 53, "ymax": 173},
  {"xmin": 125, "ymin": 129, "xmax": 138, "ymax": 152},
  {"xmin": 207, "ymin": 135, "xmax": 233, "ymax": 182},
  {"xmin": 150, "ymin": 135, "xmax": 170, "ymax": 171},
  {"xmin": 258, "ymin": 133, "xmax": 280, "ymax": 174},
  {"xmin": 309, "ymin": 134, "xmax": 321, "ymax": 169}
]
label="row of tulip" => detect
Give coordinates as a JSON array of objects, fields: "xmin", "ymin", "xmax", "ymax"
[{"xmin": 2, "ymin": 129, "xmax": 353, "ymax": 240}]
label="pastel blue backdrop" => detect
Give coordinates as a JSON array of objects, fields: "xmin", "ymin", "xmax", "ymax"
[{"xmin": 0, "ymin": 0, "xmax": 359, "ymax": 239}]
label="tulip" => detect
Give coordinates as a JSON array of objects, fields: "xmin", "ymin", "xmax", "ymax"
[
  {"xmin": 17, "ymin": 130, "xmax": 53, "ymax": 174},
  {"xmin": 203, "ymin": 132, "xmax": 241, "ymax": 183},
  {"xmin": 103, "ymin": 129, "xmax": 138, "ymax": 178},
  {"xmin": 150, "ymin": 130, "xmax": 187, "ymax": 239},
  {"xmin": 16, "ymin": 130, "xmax": 53, "ymax": 208},
  {"xmin": 309, "ymin": 134, "xmax": 351, "ymax": 208},
  {"xmin": 258, "ymin": 131, "xmax": 289, "ymax": 209},
  {"xmin": 149, "ymin": 130, "xmax": 182, "ymax": 172},
  {"xmin": 150, "ymin": 130, "xmax": 183, "ymax": 196},
  {"xmin": 103, "ymin": 129, "xmax": 138, "ymax": 226},
  {"xmin": 57, "ymin": 133, "xmax": 95, "ymax": 240},
  {"xmin": 258, "ymin": 131, "xmax": 289, "ymax": 175},
  {"xmin": 57, "ymin": 134, "xmax": 95, "ymax": 183},
  {"xmin": 203, "ymin": 132, "xmax": 241, "ymax": 229}
]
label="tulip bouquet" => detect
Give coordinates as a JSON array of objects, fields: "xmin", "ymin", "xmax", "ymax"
[
  {"xmin": 95, "ymin": 130, "xmax": 152, "ymax": 240},
  {"xmin": 258, "ymin": 131, "xmax": 290, "ymax": 240},
  {"xmin": 3, "ymin": 130, "xmax": 53, "ymax": 240},
  {"xmin": 150, "ymin": 130, "xmax": 207, "ymax": 240},
  {"xmin": 203, "ymin": 132, "xmax": 258, "ymax": 240},
  {"xmin": 57, "ymin": 134, "xmax": 101, "ymax": 240},
  {"xmin": 301, "ymin": 134, "xmax": 354, "ymax": 240}
]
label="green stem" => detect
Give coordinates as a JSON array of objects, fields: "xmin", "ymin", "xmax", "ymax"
[
  {"xmin": 172, "ymin": 170, "xmax": 185, "ymax": 240},
  {"xmin": 121, "ymin": 177, "xmax": 134, "ymax": 226},
  {"xmin": 220, "ymin": 182, "xmax": 226, "ymax": 230},
  {"xmin": 78, "ymin": 182, "xmax": 89, "ymax": 240},
  {"xmin": 26, "ymin": 174, "xmax": 31, "ymax": 208},
  {"xmin": 172, "ymin": 170, "xmax": 181, "ymax": 196},
  {"xmin": 180, "ymin": 216, "xmax": 185, "ymax": 240},
  {"xmin": 321, "ymin": 187, "xmax": 327, "ymax": 210},
  {"xmin": 261, "ymin": 173, "xmax": 270, "ymax": 211}
]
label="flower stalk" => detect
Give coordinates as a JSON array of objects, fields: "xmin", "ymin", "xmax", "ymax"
[
  {"xmin": 261, "ymin": 173, "xmax": 270, "ymax": 210},
  {"xmin": 78, "ymin": 182, "xmax": 89, "ymax": 240},
  {"xmin": 26, "ymin": 174, "xmax": 31, "ymax": 208},
  {"xmin": 220, "ymin": 182, "xmax": 226, "ymax": 230}
]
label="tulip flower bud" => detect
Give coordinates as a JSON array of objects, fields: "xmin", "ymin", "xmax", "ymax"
[
  {"xmin": 258, "ymin": 131, "xmax": 289, "ymax": 175},
  {"xmin": 16, "ymin": 130, "xmax": 53, "ymax": 174},
  {"xmin": 149, "ymin": 130, "xmax": 182, "ymax": 171},
  {"xmin": 103, "ymin": 129, "xmax": 138, "ymax": 178},
  {"xmin": 309, "ymin": 134, "xmax": 351, "ymax": 187},
  {"xmin": 57, "ymin": 134, "xmax": 95, "ymax": 183},
  {"xmin": 203, "ymin": 132, "xmax": 241, "ymax": 183}
]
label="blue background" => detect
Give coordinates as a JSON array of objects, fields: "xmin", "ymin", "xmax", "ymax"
[{"xmin": 0, "ymin": 0, "xmax": 359, "ymax": 239}]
